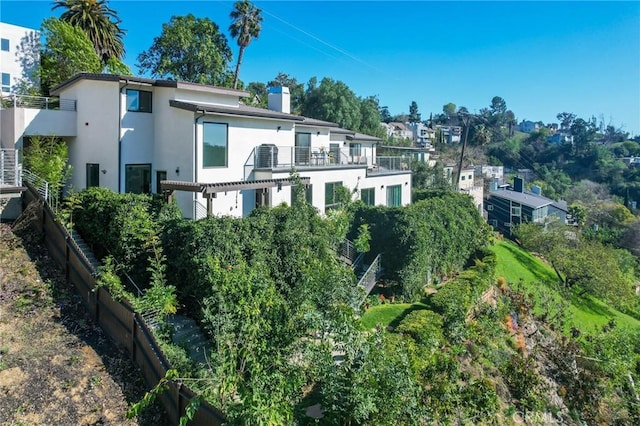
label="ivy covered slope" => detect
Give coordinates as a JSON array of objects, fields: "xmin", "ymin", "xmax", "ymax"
[{"xmin": 61, "ymin": 187, "xmax": 639, "ymax": 424}]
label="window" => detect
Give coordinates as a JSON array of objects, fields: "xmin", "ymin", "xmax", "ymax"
[
  {"xmin": 295, "ymin": 132, "xmax": 311, "ymax": 165},
  {"xmin": 511, "ymin": 206, "xmax": 521, "ymax": 216},
  {"xmin": 1, "ymin": 73, "xmax": 10, "ymax": 93},
  {"xmin": 86, "ymin": 163, "xmax": 99, "ymax": 188},
  {"xmin": 126, "ymin": 89, "xmax": 152, "ymax": 112},
  {"xmin": 487, "ymin": 204, "xmax": 494, "ymax": 211},
  {"xmin": 291, "ymin": 184, "xmax": 312, "ymax": 205},
  {"xmin": 461, "ymin": 175, "xmax": 465, "ymax": 181},
  {"xmin": 325, "ymin": 181, "xmax": 343, "ymax": 211},
  {"xmin": 202, "ymin": 122, "xmax": 228, "ymax": 167},
  {"xmin": 361, "ymin": 187, "xmax": 375, "ymax": 206},
  {"xmin": 349, "ymin": 143, "xmax": 361, "ymax": 156},
  {"xmin": 1, "ymin": 38, "xmax": 9, "ymax": 52},
  {"xmin": 125, "ymin": 164, "xmax": 151, "ymax": 194},
  {"xmin": 386, "ymin": 185, "xmax": 402, "ymax": 207}
]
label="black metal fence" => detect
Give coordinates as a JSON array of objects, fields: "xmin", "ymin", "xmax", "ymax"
[{"xmin": 23, "ymin": 187, "xmax": 225, "ymax": 425}]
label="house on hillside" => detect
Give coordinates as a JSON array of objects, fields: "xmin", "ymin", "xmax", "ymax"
[
  {"xmin": 406, "ymin": 122, "xmax": 436, "ymax": 148},
  {"xmin": 485, "ymin": 177, "xmax": 561, "ymax": 237},
  {"xmin": 434, "ymin": 125, "xmax": 462, "ymax": 143},
  {"xmin": 1, "ymin": 73, "xmax": 412, "ymax": 218},
  {"xmin": 518, "ymin": 120, "xmax": 540, "ymax": 134},
  {"xmin": 383, "ymin": 122, "xmax": 414, "ymax": 141},
  {"xmin": 0, "ymin": 22, "xmax": 40, "ymax": 93}
]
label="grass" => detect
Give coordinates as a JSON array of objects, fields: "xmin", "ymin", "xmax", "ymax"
[
  {"xmin": 490, "ymin": 239, "xmax": 640, "ymax": 332},
  {"xmin": 360, "ymin": 302, "xmax": 429, "ymax": 330},
  {"xmin": 361, "ymin": 239, "xmax": 640, "ymax": 333}
]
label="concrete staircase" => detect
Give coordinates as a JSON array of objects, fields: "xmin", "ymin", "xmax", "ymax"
[{"xmin": 166, "ymin": 315, "xmax": 211, "ymax": 365}]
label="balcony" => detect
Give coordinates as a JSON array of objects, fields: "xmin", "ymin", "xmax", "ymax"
[
  {"xmin": 245, "ymin": 145, "xmax": 412, "ymax": 178},
  {"xmin": 1, "ymin": 95, "xmax": 77, "ymax": 142},
  {"xmin": 1, "ymin": 94, "xmax": 76, "ymax": 111}
]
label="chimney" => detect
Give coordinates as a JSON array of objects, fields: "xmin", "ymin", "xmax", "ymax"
[
  {"xmin": 513, "ymin": 177, "xmax": 524, "ymax": 193},
  {"xmin": 268, "ymin": 86, "xmax": 290, "ymax": 114}
]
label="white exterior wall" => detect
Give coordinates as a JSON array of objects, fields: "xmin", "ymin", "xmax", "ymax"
[
  {"xmin": 0, "ymin": 22, "xmax": 39, "ymax": 93},
  {"xmin": 120, "ymin": 83, "xmax": 154, "ymax": 184},
  {"xmin": 174, "ymin": 88, "xmax": 240, "ymax": 108},
  {"xmin": 60, "ymin": 80, "xmax": 120, "ymax": 192}
]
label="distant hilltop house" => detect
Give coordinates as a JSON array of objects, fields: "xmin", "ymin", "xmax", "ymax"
[
  {"xmin": 434, "ymin": 125, "xmax": 462, "ymax": 143},
  {"xmin": 484, "ymin": 177, "xmax": 568, "ymax": 237},
  {"xmin": 383, "ymin": 122, "xmax": 414, "ymax": 141},
  {"xmin": 1, "ymin": 73, "xmax": 412, "ymax": 219},
  {"xmin": 547, "ymin": 132, "xmax": 573, "ymax": 145},
  {"xmin": 406, "ymin": 122, "xmax": 436, "ymax": 148},
  {"xmin": 518, "ymin": 120, "xmax": 540, "ymax": 134},
  {"xmin": 0, "ymin": 22, "xmax": 40, "ymax": 94},
  {"xmin": 621, "ymin": 156, "xmax": 640, "ymax": 167}
]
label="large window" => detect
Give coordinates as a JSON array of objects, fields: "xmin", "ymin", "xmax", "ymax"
[
  {"xmin": 325, "ymin": 181, "xmax": 343, "ymax": 211},
  {"xmin": 202, "ymin": 122, "xmax": 228, "ymax": 167},
  {"xmin": 361, "ymin": 187, "xmax": 375, "ymax": 206},
  {"xmin": 2, "ymin": 73, "xmax": 10, "ymax": 93},
  {"xmin": 125, "ymin": 164, "xmax": 151, "ymax": 194},
  {"xmin": 349, "ymin": 143, "xmax": 361, "ymax": 156},
  {"xmin": 386, "ymin": 184, "xmax": 402, "ymax": 207},
  {"xmin": 86, "ymin": 163, "xmax": 99, "ymax": 188},
  {"xmin": 1, "ymin": 38, "xmax": 9, "ymax": 52},
  {"xmin": 126, "ymin": 89, "xmax": 152, "ymax": 112},
  {"xmin": 295, "ymin": 132, "xmax": 311, "ymax": 165}
]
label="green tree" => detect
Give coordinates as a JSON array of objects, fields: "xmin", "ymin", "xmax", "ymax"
[
  {"xmin": 245, "ymin": 81, "xmax": 267, "ymax": 107},
  {"xmin": 23, "ymin": 135, "xmax": 72, "ymax": 193},
  {"xmin": 557, "ymin": 112, "xmax": 577, "ymax": 132},
  {"xmin": 409, "ymin": 100, "xmax": 421, "ymax": 123},
  {"xmin": 228, "ymin": 0, "xmax": 262, "ymax": 90},
  {"xmin": 137, "ymin": 14, "xmax": 233, "ymax": 85},
  {"xmin": 301, "ymin": 77, "xmax": 362, "ymax": 130},
  {"xmin": 443, "ymin": 102, "xmax": 456, "ymax": 118},
  {"xmin": 53, "ymin": 0, "xmax": 125, "ymax": 63},
  {"xmin": 359, "ymin": 95, "xmax": 385, "ymax": 137},
  {"xmin": 38, "ymin": 18, "xmax": 102, "ymax": 95},
  {"xmin": 379, "ymin": 105, "xmax": 392, "ymax": 123}
]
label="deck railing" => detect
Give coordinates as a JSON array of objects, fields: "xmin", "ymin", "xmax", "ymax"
[
  {"xmin": 1, "ymin": 94, "xmax": 76, "ymax": 111},
  {"xmin": 358, "ymin": 253, "xmax": 383, "ymax": 299}
]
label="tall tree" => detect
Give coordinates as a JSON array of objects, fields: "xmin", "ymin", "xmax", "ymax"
[
  {"xmin": 38, "ymin": 18, "xmax": 103, "ymax": 95},
  {"xmin": 443, "ymin": 102, "xmax": 456, "ymax": 118},
  {"xmin": 229, "ymin": 0, "xmax": 263, "ymax": 90},
  {"xmin": 301, "ymin": 77, "xmax": 362, "ymax": 130},
  {"xmin": 409, "ymin": 101, "xmax": 421, "ymax": 123},
  {"xmin": 556, "ymin": 112, "xmax": 577, "ymax": 132},
  {"xmin": 379, "ymin": 105, "xmax": 392, "ymax": 123},
  {"xmin": 359, "ymin": 96, "xmax": 385, "ymax": 137},
  {"xmin": 53, "ymin": 0, "xmax": 125, "ymax": 63},
  {"xmin": 137, "ymin": 14, "xmax": 233, "ymax": 86}
]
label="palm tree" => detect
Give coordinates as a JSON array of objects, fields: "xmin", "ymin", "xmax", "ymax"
[
  {"xmin": 229, "ymin": 0, "xmax": 262, "ymax": 89},
  {"xmin": 52, "ymin": 0, "xmax": 125, "ymax": 63}
]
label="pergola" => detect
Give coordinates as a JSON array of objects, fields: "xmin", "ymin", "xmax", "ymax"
[{"xmin": 160, "ymin": 177, "xmax": 310, "ymax": 217}]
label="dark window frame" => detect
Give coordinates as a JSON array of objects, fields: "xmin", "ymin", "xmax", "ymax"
[
  {"xmin": 126, "ymin": 89, "xmax": 152, "ymax": 113},
  {"xmin": 1, "ymin": 38, "xmax": 9, "ymax": 52},
  {"xmin": 325, "ymin": 181, "xmax": 343, "ymax": 211},
  {"xmin": 202, "ymin": 122, "xmax": 229, "ymax": 168},
  {"xmin": 361, "ymin": 187, "xmax": 375, "ymax": 206},
  {"xmin": 86, "ymin": 163, "xmax": 100, "ymax": 188}
]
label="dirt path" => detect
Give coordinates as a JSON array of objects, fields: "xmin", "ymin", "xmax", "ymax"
[{"xmin": 0, "ymin": 224, "xmax": 167, "ymax": 425}]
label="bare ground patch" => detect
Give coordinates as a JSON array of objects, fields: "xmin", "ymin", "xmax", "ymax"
[{"xmin": 0, "ymin": 223, "xmax": 168, "ymax": 425}]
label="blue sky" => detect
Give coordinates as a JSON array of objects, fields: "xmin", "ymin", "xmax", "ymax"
[{"xmin": 2, "ymin": 1, "xmax": 639, "ymax": 136}]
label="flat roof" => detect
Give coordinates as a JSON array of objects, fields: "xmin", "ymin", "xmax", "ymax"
[
  {"xmin": 170, "ymin": 99, "xmax": 306, "ymax": 122},
  {"xmin": 489, "ymin": 189, "xmax": 554, "ymax": 209},
  {"xmin": 51, "ymin": 73, "xmax": 250, "ymax": 97}
]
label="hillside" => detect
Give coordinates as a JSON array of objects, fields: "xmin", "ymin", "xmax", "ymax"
[{"xmin": 0, "ymin": 224, "xmax": 166, "ymax": 425}]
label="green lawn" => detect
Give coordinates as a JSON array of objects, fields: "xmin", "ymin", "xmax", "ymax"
[
  {"xmin": 360, "ymin": 302, "xmax": 429, "ymax": 330},
  {"xmin": 361, "ymin": 239, "xmax": 640, "ymax": 332},
  {"xmin": 490, "ymin": 239, "xmax": 640, "ymax": 332}
]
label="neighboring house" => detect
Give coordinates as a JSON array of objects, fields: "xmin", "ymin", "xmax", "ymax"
[
  {"xmin": 485, "ymin": 177, "xmax": 556, "ymax": 237},
  {"xmin": 443, "ymin": 164, "xmax": 484, "ymax": 212},
  {"xmin": 622, "ymin": 156, "xmax": 640, "ymax": 167},
  {"xmin": 384, "ymin": 122, "xmax": 414, "ymax": 141},
  {"xmin": 475, "ymin": 165, "xmax": 504, "ymax": 184},
  {"xmin": 1, "ymin": 73, "xmax": 412, "ymax": 218},
  {"xmin": 518, "ymin": 120, "xmax": 539, "ymax": 134},
  {"xmin": 517, "ymin": 168, "xmax": 534, "ymax": 183},
  {"xmin": 547, "ymin": 132, "xmax": 573, "ymax": 145},
  {"xmin": 406, "ymin": 122, "xmax": 436, "ymax": 148},
  {"xmin": 434, "ymin": 125, "xmax": 462, "ymax": 143},
  {"xmin": 0, "ymin": 22, "xmax": 40, "ymax": 94},
  {"xmin": 548, "ymin": 200, "xmax": 569, "ymax": 224}
]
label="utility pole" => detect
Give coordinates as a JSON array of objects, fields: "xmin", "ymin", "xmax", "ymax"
[{"xmin": 455, "ymin": 113, "xmax": 472, "ymax": 190}]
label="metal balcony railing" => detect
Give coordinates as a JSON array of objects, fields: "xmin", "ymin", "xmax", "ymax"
[{"xmin": 0, "ymin": 94, "xmax": 76, "ymax": 111}]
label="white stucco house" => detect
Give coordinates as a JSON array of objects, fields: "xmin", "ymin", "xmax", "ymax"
[
  {"xmin": 0, "ymin": 22, "xmax": 40, "ymax": 94},
  {"xmin": 1, "ymin": 73, "xmax": 412, "ymax": 219}
]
